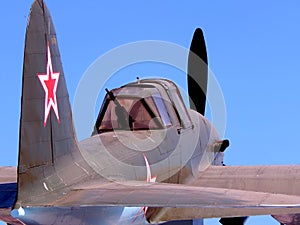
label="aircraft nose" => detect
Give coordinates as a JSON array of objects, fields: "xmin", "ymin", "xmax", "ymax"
[{"xmin": 214, "ymin": 139, "xmax": 230, "ymax": 153}]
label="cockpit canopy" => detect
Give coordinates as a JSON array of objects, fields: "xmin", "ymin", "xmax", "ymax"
[{"xmin": 94, "ymin": 79, "xmax": 193, "ymax": 134}]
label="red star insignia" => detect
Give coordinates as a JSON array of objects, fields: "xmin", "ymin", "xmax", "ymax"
[
  {"xmin": 134, "ymin": 154, "xmax": 157, "ymax": 222},
  {"xmin": 37, "ymin": 43, "xmax": 60, "ymax": 127}
]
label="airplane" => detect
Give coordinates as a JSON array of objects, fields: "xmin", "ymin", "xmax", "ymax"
[{"xmin": 1, "ymin": 0, "xmax": 300, "ymax": 224}]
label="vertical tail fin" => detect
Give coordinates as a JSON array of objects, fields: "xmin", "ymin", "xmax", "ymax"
[{"xmin": 17, "ymin": 0, "xmax": 89, "ymax": 206}]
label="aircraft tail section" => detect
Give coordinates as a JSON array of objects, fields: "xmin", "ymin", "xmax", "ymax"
[{"xmin": 17, "ymin": 0, "xmax": 90, "ymax": 207}]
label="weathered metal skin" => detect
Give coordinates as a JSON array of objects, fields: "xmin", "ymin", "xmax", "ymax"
[
  {"xmin": 80, "ymin": 110, "xmax": 220, "ymax": 181},
  {"xmin": 2, "ymin": 1, "xmax": 300, "ymax": 225}
]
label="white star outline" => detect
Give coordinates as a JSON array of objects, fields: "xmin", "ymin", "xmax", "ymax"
[
  {"xmin": 134, "ymin": 154, "xmax": 157, "ymax": 221},
  {"xmin": 37, "ymin": 43, "xmax": 60, "ymax": 127},
  {"xmin": 144, "ymin": 154, "xmax": 157, "ymax": 184}
]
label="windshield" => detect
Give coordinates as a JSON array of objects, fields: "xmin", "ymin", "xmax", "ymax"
[{"xmin": 97, "ymin": 94, "xmax": 171, "ymax": 133}]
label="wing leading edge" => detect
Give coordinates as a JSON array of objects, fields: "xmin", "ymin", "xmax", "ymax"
[
  {"xmin": 15, "ymin": 179, "xmax": 300, "ymax": 223},
  {"xmin": 195, "ymin": 165, "xmax": 300, "ymax": 196}
]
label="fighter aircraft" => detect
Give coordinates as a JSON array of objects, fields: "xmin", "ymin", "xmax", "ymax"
[{"xmin": 1, "ymin": 0, "xmax": 300, "ymax": 224}]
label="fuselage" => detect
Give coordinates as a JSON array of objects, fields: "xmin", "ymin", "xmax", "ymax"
[
  {"xmin": 87, "ymin": 78, "xmax": 223, "ymax": 183},
  {"xmin": 13, "ymin": 79, "xmax": 223, "ymax": 224},
  {"xmin": 13, "ymin": 107, "xmax": 219, "ymax": 225},
  {"xmin": 74, "ymin": 79, "xmax": 224, "ymax": 223}
]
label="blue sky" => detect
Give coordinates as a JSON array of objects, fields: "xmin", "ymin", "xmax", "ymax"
[{"xmin": 1, "ymin": 1, "xmax": 300, "ymax": 224}]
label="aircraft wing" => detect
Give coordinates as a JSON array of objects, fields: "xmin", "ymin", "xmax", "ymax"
[
  {"xmin": 0, "ymin": 167, "xmax": 17, "ymax": 210},
  {"xmin": 0, "ymin": 167, "xmax": 23, "ymax": 225},
  {"xmin": 195, "ymin": 165, "xmax": 300, "ymax": 196},
  {"xmin": 0, "ymin": 167, "xmax": 17, "ymax": 184},
  {"xmin": 22, "ymin": 177, "xmax": 300, "ymax": 223},
  {"xmin": 2, "ymin": 166, "xmax": 300, "ymax": 223}
]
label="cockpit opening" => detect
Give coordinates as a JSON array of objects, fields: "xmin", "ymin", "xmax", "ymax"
[{"xmin": 96, "ymin": 86, "xmax": 172, "ymax": 134}]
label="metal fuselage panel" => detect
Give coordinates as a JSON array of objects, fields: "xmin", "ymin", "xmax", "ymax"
[{"xmin": 80, "ymin": 110, "xmax": 221, "ymax": 184}]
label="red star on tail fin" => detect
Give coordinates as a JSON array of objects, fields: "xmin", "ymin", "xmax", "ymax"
[{"xmin": 37, "ymin": 43, "xmax": 60, "ymax": 127}]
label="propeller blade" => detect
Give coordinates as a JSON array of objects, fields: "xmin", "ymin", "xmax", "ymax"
[{"xmin": 187, "ymin": 28, "xmax": 208, "ymax": 115}]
